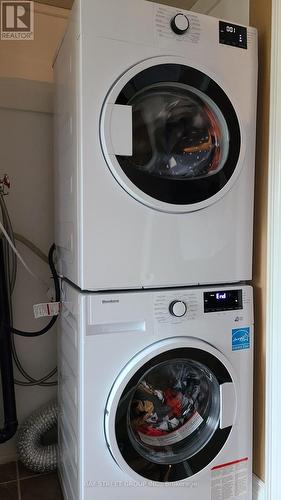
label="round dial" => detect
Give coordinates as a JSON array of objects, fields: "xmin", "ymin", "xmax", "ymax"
[
  {"xmin": 171, "ymin": 14, "xmax": 190, "ymax": 35},
  {"xmin": 169, "ymin": 301, "xmax": 187, "ymax": 317}
]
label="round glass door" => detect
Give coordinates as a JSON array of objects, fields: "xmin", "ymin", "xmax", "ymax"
[
  {"xmin": 101, "ymin": 61, "xmax": 241, "ymax": 211},
  {"xmin": 105, "ymin": 344, "xmax": 235, "ymax": 483},
  {"xmin": 120, "ymin": 83, "xmax": 229, "ymax": 184},
  {"xmin": 127, "ymin": 358, "xmax": 220, "ymax": 465}
]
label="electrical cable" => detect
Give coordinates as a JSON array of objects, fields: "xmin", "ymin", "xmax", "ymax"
[
  {"xmin": 0, "ymin": 196, "xmax": 17, "ymax": 292},
  {"xmin": 10, "ymin": 243, "xmax": 59, "ymax": 384},
  {"xmin": 11, "ymin": 244, "xmax": 60, "ymax": 337},
  {"xmin": 0, "ymin": 216, "xmax": 49, "ymax": 290},
  {"xmin": 0, "ymin": 194, "xmax": 59, "ymax": 386},
  {"xmin": 14, "ymin": 233, "xmax": 49, "ymax": 264},
  {"xmin": 11, "ymin": 344, "xmax": 57, "ymax": 386}
]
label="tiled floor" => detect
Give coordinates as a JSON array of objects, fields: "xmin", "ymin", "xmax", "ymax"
[{"xmin": 0, "ymin": 462, "xmax": 63, "ymax": 500}]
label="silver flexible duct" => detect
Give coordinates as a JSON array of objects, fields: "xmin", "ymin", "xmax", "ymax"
[{"xmin": 17, "ymin": 401, "xmax": 58, "ymax": 472}]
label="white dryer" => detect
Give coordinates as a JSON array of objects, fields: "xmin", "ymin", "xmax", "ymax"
[
  {"xmin": 58, "ymin": 283, "xmax": 254, "ymax": 500},
  {"xmin": 54, "ymin": 0, "xmax": 258, "ymax": 291}
]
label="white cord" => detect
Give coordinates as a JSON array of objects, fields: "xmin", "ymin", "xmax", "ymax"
[{"xmin": 0, "ymin": 219, "xmax": 49, "ymax": 290}]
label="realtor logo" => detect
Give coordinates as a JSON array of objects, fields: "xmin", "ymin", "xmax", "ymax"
[{"xmin": 1, "ymin": 1, "xmax": 34, "ymax": 40}]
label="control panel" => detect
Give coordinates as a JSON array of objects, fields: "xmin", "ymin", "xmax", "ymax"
[
  {"xmin": 204, "ymin": 289, "xmax": 243, "ymax": 313},
  {"xmin": 155, "ymin": 292, "xmax": 199, "ymax": 324},
  {"xmin": 154, "ymin": 288, "xmax": 245, "ymax": 325},
  {"xmin": 171, "ymin": 13, "xmax": 190, "ymax": 35},
  {"xmin": 219, "ymin": 21, "xmax": 247, "ymax": 50},
  {"xmin": 155, "ymin": 5, "xmax": 201, "ymax": 45},
  {"xmin": 169, "ymin": 300, "xmax": 187, "ymax": 317}
]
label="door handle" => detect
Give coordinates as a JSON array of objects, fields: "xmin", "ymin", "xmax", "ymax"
[
  {"xmin": 219, "ymin": 382, "xmax": 236, "ymax": 429},
  {"xmin": 107, "ymin": 104, "xmax": 133, "ymax": 156}
]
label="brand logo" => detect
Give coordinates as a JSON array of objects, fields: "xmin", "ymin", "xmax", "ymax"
[
  {"xmin": 102, "ymin": 299, "xmax": 119, "ymax": 304},
  {"xmin": 232, "ymin": 327, "xmax": 250, "ymax": 351},
  {"xmin": 1, "ymin": 1, "xmax": 34, "ymax": 40},
  {"xmin": 234, "ymin": 315, "xmax": 244, "ymax": 322}
]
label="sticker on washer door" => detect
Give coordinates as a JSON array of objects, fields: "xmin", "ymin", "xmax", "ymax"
[
  {"xmin": 138, "ymin": 411, "xmax": 203, "ymax": 447},
  {"xmin": 232, "ymin": 327, "xmax": 250, "ymax": 351},
  {"xmin": 211, "ymin": 458, "xmax": 249, "ymax": 499}
]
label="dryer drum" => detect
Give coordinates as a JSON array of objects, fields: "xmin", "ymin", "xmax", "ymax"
[
  {"xmin": 113, "ymin": 347, "xmax": 233, "ymax": 482},
  {"xmin": 128, "ymin": 358, "xmax": 220, "ymax": 464},
  {"xmin": 124, "ymin": 84, "xmax": 229, "ymax": 181}
]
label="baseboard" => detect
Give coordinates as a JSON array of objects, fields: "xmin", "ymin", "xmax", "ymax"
[{"xmin": 253, "ymin": 474, "xmax": 265, "ymax": 500}]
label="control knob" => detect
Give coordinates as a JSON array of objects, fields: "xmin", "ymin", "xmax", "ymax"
[
  {"xmin": 169, "ymin": 301, "xmax": 187, "ymax": 317},
  {"xmin": 171, "ymin": 14, "xmax": 190, "ymax": 35}
]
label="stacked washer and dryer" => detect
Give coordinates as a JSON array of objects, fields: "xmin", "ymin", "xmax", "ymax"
[{"xmin": 54, "ymin": 1, "xmax": 257, "ymax": 499}]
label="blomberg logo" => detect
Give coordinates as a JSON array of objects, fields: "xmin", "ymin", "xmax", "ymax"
[
  {"xmin": 102, "ymin": 299, "xmax": 119, "ymax": 304},
  {"xmin": 1, "ymin": 1, "xmax": 34, "ymax": 40}
]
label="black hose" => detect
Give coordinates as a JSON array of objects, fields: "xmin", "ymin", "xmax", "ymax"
[
  {"xmin": 1, "ymin": 195, "xmax": 58, "ymax": 385},
  {"xmin": 11, "ymin": 244, "xmax": 60, "ymax": 338},
  {"xmin": 0, "ymin": 239, "xmax": 18, "ymax": 443}
]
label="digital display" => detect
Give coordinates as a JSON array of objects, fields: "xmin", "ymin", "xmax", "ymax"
[
  {"xmin": 219, "ymin": 21, "xmax": 247, "ymax": 50},
  {"xmin": 204, "ymin": 290, "xmax": 243, "ymax": 313}
]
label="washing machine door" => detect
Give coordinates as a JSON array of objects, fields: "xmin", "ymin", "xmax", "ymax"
[
  {"xmin": 105, "ymin": 337, "xmax": 237, "ymax": 483},
  {"xmin": 101, "ymin": 57, "xmax": 242, "ymax": 213}
]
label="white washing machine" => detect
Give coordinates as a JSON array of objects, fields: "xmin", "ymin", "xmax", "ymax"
[
  {"xmin": 58, "ymin": 283, "xmax": 254, "ymax": 500},
  {"xmin": 54, "ymin": 0, "xmax": 258, "ymax": 291}
]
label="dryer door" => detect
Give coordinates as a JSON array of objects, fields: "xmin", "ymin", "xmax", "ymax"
[
  {"xmin": 101, "ymin": 57, "xmax": 242, "ymax": 213},
  {"xmin": 105, "ymin": 337, "xmax": 237, "ymax": 483}
]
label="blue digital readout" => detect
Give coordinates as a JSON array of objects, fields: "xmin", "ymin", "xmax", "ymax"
[{"xmin": 216, "ymin": 292, "xmax": 227, "ymax": 300}]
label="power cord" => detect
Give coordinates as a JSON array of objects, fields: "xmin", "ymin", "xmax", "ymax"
[
  {"xmin": 11, "ymin": 244, "xmax": 60, "ymax": 337},
  {"xmin": 0, "ymin": 194, "xmax": 59, "ymax": 387}
]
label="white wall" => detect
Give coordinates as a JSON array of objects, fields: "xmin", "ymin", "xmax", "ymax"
[
  {"xmin": 209, "ymin": 0, "xmax": 249, "ymax": 24},
  {"xmin": 192, "ymin": 0, "xmax": 250, "ymax": 24},
  {"xmin": 0, "ymin": 3, "xmax": 68, "ymax": 463},
  {"xmin": 0, "ymin": 3, "xmax": 68, "ymax": 82}
]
